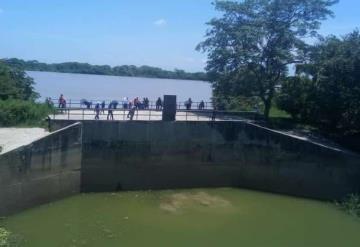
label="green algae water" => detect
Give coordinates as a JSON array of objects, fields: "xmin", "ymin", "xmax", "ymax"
[{"xmin": 2, "ymin": 188, "xmax": 360, "ymax": 247}]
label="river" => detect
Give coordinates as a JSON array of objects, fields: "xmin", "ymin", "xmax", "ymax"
[
  {"xmin": 2, "ymin": 188, "xmax": 360, "ymax": 246},
  {"xmin": 27, "ymin": 71, "xmax": 212, "ymax": 103}
]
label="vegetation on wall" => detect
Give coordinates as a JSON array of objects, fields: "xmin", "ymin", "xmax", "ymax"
[
  {"xmin": 2, "ymin": 58, "xmax": 208, "ymax": 81},
  {"xmin": 0, "ymin": 227, "xmax": 11, "ymax": 247}
]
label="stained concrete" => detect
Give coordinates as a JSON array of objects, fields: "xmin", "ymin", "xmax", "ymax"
[
  {"xmin": 1, "ymin": 119, "xmax": 360, "ymax": 217},
  {"xmin": 0, "ymin": 123, "xmax": 82, "ymax": 216},
  {"xmin": 80, "ymin": 121, "xmax": 360, "ymax": 200}
]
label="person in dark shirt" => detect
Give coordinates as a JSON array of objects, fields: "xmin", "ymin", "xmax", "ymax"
[
  {"xmin": 156, "ymin": 97, "xmax": 162, "ymax": 110},
  {"xmin": 101, "ymin": 101, "xmax": 106, "ymax": 114},
  {"xmin": 127, "ymin": 106, "xmax": 136, "ymax": 120},
  {"xmin": 199, "ymin": 100, "xmax": 205, "ymax": 110},
  {"xmin": 107, "ymin": 102, "xmax": 114, "ymax": 120},
  {"xmin": 58, "ymin": 94, "xmax": 64, "ymax": 108},
  {"xmin": 94, "ymin": 103, "xmax": 100, "ymax": 120}
]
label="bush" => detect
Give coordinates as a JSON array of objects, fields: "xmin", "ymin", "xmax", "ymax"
[
  {"xmin": 336, "ymin": 194, "xmax": 360, "ymax": 218},
  {"xmin": 213, "ymin": 96, "xmax": 263, "ymax": 112},
  {"xmin": 0, "ymin": 227, "xmax": 11, "ymax": 247},
  {"xmin": 0, "ymin": 100, "xmax": 54, "ymax": 127}
]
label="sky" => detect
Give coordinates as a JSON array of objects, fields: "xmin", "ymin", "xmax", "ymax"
[{"xmin": 0, "ymin": 0, "xmax": 359, "ymax": 72}]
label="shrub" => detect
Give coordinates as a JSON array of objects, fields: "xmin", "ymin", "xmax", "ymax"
[
  {"xmin": 336, "ymin": 194, "xmax": 360, "ymax": 218},
  {"xmin": 0, "ymin": 100, "xmax": 54, "ymax": 127},
  {"xmin": 0, "ymin": 227, "xmax": 11, "ymax": 247}
]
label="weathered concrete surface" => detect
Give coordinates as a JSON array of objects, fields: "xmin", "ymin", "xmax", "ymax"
[
  {"xmin": 79, "ymin": 121, "xmax": 360, "ymax": 200},
  {"xmin": 49, "ymin": 109, "xmax": 259, "ymax": 122},
  {"xmin": 0, "ymin": 123, "xmax": 82, "ymax": 216}
]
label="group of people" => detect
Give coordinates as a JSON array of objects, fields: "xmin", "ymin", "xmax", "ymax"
[
  {"xmin": 184, "ymin": 98, "xmax": 205, "ymax": 110},
  {"xmin": 122, "ymin": 97, "xmax": 151, "ymax": 110},
  {"xmin": 93, "ymin": 96, "xmax": 162, "ymax": 121},
  {"xmin": 52, "ymin": 94, "xmax": 207, "ymax": 121}
]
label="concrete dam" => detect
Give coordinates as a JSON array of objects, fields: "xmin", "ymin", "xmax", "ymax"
[{"xmin": 1, "ymin": 120, "xmax": 360, "ymax": 216}]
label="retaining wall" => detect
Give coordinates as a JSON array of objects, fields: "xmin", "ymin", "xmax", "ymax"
[
  {"xmin": 79, "ymin": 120, "xmax": 360, "ymax": 200},
  {"xmin": 3, "ymin": 119, "xmax": 359, "ymax": 215},
  {"xmin": 0, "ymin": 123, "xmax": 82, "ymax": 216}
]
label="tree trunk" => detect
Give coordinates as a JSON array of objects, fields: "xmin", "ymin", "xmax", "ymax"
[{"xmin": 263, "ymin": 99, "xmax": 272, "ymax": 120}]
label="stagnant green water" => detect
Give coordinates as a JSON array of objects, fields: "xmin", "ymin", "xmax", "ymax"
[{"xmin": 2, "ymin": 188, "xmax": 360, "ymax": 247}]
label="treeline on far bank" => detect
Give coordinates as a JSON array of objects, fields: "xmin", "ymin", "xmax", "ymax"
[
  {"xmin": 0, "ymin": 61, "xmax": 54, "ymax": 127},
  {"xmin": 2, "ymin": 58, "xmax": 208, "ymax": 81}
]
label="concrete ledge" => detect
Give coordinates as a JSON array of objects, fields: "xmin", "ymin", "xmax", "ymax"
[{"xmin": 0, "ymin": 122, "xmax": 82, "ymax": 216}]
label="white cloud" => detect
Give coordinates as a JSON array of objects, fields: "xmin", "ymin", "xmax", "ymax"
[{"xmin": 153, "ymin": 19, "xmax": 167, "ymax": 27}]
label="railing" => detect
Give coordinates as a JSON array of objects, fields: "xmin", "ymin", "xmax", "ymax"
[
  {"xmin": 47, "ymin": 98, "xmax": 214, "ymax": 111},
  {"xmin": 50, "ymin": 107, "xmax": 260, "ymax": 122}
]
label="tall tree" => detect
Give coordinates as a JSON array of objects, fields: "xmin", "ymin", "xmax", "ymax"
[{"xmin": 197, "ymin": 0, "xmax": 337, "ymax": 118}]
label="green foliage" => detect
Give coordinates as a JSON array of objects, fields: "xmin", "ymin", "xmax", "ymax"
[
  {"xmin": 0, "ymin": 100, "xmax": 53, "ymax": 127},
  {"xmin": 197, "ymin": 0, "xmax": 337, "ymax": 118},
  {"xmin": 0, "ymin": 227, "xmax": 11, "ymax": 247},
  {"xmin": 269, "ymin": 106, "xmax": 291, "ymax": 119},
  {"xmin": 278, "ymin": 30, "xmax": 360, "ymax": 133},
  {"xmin": 276, "ymin": 76, "xmax": 315, "ymax": 120},
  {"xmin": 212, "ymin": 95, "xmax": 262, "ymax": 111},
  {"xmin": 0, "ymin": 62, "xmax": 38, "ymax": 101},
  {"xmin": 336, "ymin": 194, "xmax": 360, "ymax": 218},
  {"xmin": 3, "ymin": 58, "xmax": 208, "ymax": 81}
]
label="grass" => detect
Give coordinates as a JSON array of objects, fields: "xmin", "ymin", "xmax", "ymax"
[{"xmin": 269, "ymin": 106, "xmax": 291, "ymax": 119}]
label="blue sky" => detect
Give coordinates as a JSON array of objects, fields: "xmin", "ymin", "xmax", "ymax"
[{"xmin": 0, "ymin": 0, "xmax": 359, "ymax": 72}]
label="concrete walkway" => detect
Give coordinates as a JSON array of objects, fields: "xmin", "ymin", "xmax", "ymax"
[
  {"xmin": 0, "ymin": 128, "xmax": 49, "ymax": 154},
  {"xmin": 50, "ymin": 110, "xmax": 219, "ymax": 121}
]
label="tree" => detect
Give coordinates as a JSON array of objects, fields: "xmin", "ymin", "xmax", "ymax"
[
  {"xmin": 2, "ymin": 58, "xmax": 208, "ymax": 81},
  {"xmin": 0, "ymin": 62, "xmax": 38, "ymax": 101},
  {"xmin": 197, "ymin": 0, "xmax": 337, "ymax": 118},
  {"xmin": 279, "ymin": 31, "xmax": 360, "ymax": 133}
]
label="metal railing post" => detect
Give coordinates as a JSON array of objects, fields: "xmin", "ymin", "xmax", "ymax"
[{"xmin": 82, "ymin": 109, "xmax": 84, "ymax": 120}]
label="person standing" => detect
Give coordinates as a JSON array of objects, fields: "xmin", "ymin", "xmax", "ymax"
[
  {"xmin": 107, "ymin": 102, "xmax": 114, "ymax": 120},
  {"xmin": 199, "ymin": 100, "xmax": 205, "ymax": 110},
  {"xmin": 101, "ymin": 101, "xmax": 106, "ymax": 114},
  {"xmin": 188, "ymin": 98, "xmax": 193, "ymax": 110},
  {"xmin": 94, "ymin": 103, "xmax": 100, "ymax": 120},
  {"xmin": 58, "ymin": 94, "xmax": 65, "ymax": 109},
  {"xmin": 127, "ymin": 106, "xmax": 136, "ymax": 121},
  {"xmin": 123, "ymin": 97, "xmax": 129, "ymax": 109},
  {"xmin": 156, "ymin": 97, "xmax": 162, "ymax": 110}
]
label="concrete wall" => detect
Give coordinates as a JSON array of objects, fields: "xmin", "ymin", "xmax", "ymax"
[
  {"xmin": 0, "ymin": 123, "xmax": 82, "ymax": 216},
  {"xmin": 79, "ymin": 120, "xmax": 360, "ymax": 200}
]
